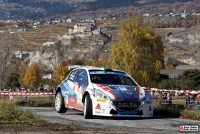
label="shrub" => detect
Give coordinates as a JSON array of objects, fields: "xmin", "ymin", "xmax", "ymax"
[
  {"xmin": 154, "ymin": 104, "xmax": 182, "ymax": 117},
  {"xmin": 154, "ymin": 103, "xmax": 200, "ymax": 120},
  {"xmin": 0, "ymin": 99, "xmax": 46, "ymax": 124}
]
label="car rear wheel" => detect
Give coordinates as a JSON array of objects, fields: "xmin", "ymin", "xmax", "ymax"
[
  {"xmin": 55, "ymin": 92, "xmax": 67, "ymax": 113},
  {"xmin": 84, "ymin": 95, "xmax": 93, "ymax": 119}
]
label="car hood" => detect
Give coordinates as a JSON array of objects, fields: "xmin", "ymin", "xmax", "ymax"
[{"xmin": 92, "ymin": 84, "xmax": 145, "ymax": 101}]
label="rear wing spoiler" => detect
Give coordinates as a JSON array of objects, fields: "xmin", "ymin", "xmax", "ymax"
[
  {"xmin": 68, "ymin": 65, "xmax": 82, "ymax": 70},
  {"xmin": 68, "ymin": 65, "xmax": 99, "ymax": 70}
]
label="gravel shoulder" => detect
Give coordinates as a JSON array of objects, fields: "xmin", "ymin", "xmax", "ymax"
[{"xmin": 0, "ymin": 120, "xmax": 130, "ymax": 134}]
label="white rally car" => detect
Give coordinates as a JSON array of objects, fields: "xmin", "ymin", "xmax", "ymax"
[{"xmin": 55, "ymin": 65, "xmax": 154, "ymax": 119}]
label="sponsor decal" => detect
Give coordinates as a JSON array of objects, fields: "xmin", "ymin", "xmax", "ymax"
[
  {"xmin": 62, "ymin": 81, "xmax": 70, "ymax": 89},
  {"xmin": 108, "ymin": 86, "xmax": 118, "ymax": 90},
  {"xmin": 95, "ymin": 111, "xmax": 101, "ymax": 114},
  {"xmin": 119, "ymin": 86, "xmax": 127, "ymax": 91},
  {"xmin": 73, "ymin": 82, "xmax": 80, "ymax": 91},
  {"xmin": 146, "ymin": 101, "xmax": 151, "ymax": 104},
  {"xmin": 149, "ymin": 106, "xmax": 152, "ymax": 111},
  {"xmin": 97, "ymin": 98, "xmax": 106, "ymax": 102},
  {"xmin": 128, "ymin": 87, "xmax": 136, "ymax": 91},
  {"xmin": 95, "ymin": 103, "xmax": 101, "ymax": 110},
  {"xmin": 65, "ymin": 91, "xmax": 69, "ymax": 104},
  {"xmin": 179, "ymin": 125, "xmax": 199, "ymax": 132},
  {"xmin": 97, "ymin": 84, "xmax": 117, "ymax": 99},
  {"xmin": 69, "ymin": 96, "xmax": 76, "ymax": 103},
  {"xmin": 65, "ymin": 92, "xmax": 69, "ymax": 97},
  {"xmin": 118, "ymin": 102, "xmax": 138, "ymax": 108},
  {"xmin": 120, "ymin": 92, "xmax": 132, "ymax": 98}
]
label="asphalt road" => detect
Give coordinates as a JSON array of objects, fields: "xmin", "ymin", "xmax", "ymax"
[{"xmin": 25, "ymin": 107, "xmax": 200, "ymax": 134}]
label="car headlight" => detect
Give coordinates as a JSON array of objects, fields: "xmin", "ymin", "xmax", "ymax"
[{"xmin": 94, "ymin": 89, "xmax": 111, "ymax": 100}]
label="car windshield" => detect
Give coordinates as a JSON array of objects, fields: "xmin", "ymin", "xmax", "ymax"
[{"xmin": 89, "ymin": 70, "xmax": 137, "ymax": 86}]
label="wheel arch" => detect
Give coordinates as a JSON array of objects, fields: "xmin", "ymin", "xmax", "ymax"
[
  {"xmin": 82, "ymin": 91, "xmax": 90, "ymax": 103},
  {"xmin": 56, "ymin": 87, "xmax": 61, "ymax": 96}
]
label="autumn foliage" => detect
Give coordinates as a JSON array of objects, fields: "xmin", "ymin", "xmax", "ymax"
[
  {"xmin": 106, "ymin": 15, "xmax": 164, "ymax": 87},
  {"xmin": 52, "ymin": 60, "xmax": 71, "ymax": 85},
  {"xmin": 22, "ymin": 63, "xmax": 40, "ymax": 88}
]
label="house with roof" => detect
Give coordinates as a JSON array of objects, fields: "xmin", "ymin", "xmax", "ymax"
[
  {"xmin": 164, "ymin": 56, "xmax": 188, "ymax": 67},
  {"xmin": 12, "ymin": 49, "xmax": 31, "ymax": 59},
  {"xmin": 160, "ymin": 56, "xmax": 200, "ymax": 79}
]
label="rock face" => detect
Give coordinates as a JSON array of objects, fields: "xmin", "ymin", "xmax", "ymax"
[
  {"xmin": 163, "ymin": 26, "xmax": 200, "ymax": 65},
  {"xmin": 28, "ymin": 25, "xmax": 200, "ymax": 69},
  {"xmin": 28, "ymin": 33, "xmax": 112, "ymax": 69}
]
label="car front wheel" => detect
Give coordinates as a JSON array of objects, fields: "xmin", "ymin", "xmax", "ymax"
[
  {"xmin": 55, "ymin": 92, "xmax": 67, "ymax": 113},
  {"xmin": 84, "ymin": 95, "xmax": 93, "ymax": 119}
]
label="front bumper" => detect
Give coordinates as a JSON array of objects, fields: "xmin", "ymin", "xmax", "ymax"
[{"xmin": 92, "ymin": 97, "xmax": 154, "ymax": 118}]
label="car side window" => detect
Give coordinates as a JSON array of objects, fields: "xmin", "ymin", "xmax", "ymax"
[
  {"xmin": 75, "ymin": 69, "xmax": 88, "ymax": 86},
  {"xmin": 68, "ymin": 69, "xmax": 78, "ymax": 82}
]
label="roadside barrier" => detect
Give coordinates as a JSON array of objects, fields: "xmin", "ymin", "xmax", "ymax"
[
  {"xmin": 0, "ymin": 91, "xmax": 55, "ymax": 97},
  {"xmin": 143, "ymin": 87, "xmax": 200, "ymax": 94}
]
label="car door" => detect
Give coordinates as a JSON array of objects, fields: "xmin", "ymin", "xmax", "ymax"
[
  {"xmin": 73, "ymin": 69, "xmax": 88, "ymax": 110},
  {"xmin": 61, "ymin": 69, "xmax": 78, "ymax": 108}
]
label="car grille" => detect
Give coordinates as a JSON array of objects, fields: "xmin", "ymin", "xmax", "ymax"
[{"xmin": 112, "ymin": 101, "xmax": 141, "ymax": 111}]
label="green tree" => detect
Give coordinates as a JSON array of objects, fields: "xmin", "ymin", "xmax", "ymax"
[
  {"xmin": 177, "ymin": 69, "xmax": 200, "ymax": 89},
  {"xmin": 23, "ymin": 63, "xmax": 40, "ymax": 88},
  {"xmin": 106, "ymin": 15, "xmax": 164, "ymax": 87},
  {"xmin": 5, "ymin": 72, "xmax": 20, "ymax": 88},
  {"xmin": 158, "ymin": 79, "xmax": 182, "ymax": 90}
]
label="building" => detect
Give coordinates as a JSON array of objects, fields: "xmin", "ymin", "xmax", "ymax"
[
  {"xmin": 160, "ymin": 69, "xmax": 184, "ymax": 79},
  {"xmin": 66, "ymin": 18, "xmax": 72, "ymax": 22},
  {"xmin": 69, "ymin": 19, "xmax": 101, "ymax": 35},
  {"xmin": 164, "ymin": 56, "xmax": 188, "ymax": 67},
  {"xmin": 12, "ymin": 49, "xmax": 31, "ymax": 59},
  {"xmin": 160, "ymin": 65, "xmax": 200, "ymax": 79},
  {"xmin": 159, "ymin": 56, "xmax": 200, "ymax": 79}
]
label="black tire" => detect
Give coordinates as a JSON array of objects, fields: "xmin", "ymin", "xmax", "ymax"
[
  {"xmin": 55, "ymin": 92, "xmax": 67, "ymax": 113},
  {"xmin": 84, "ymin": 95, "xmax": 93, "ymax": 119}
]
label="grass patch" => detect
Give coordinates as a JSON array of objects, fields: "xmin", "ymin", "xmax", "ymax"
[
  {"xmin": 154, "ymin": 104, "xmax": 182, "ymax": 117},
  {"xmin": 0, "ymin": 98, "xmax": 113, "ymax": 133},
  {"xmin": 154, "ymin": 99, "xmax": 200, "ymax": 120},
  {"xmin": 180, "ymin": 109, "xmax": 200, "ymax": 120},
  {"xmin": 0, "ymin": 99, "xmax": 46, "ymax": 125},
  {"xmin": 13, "ymin": 96, "xmax": 55, "ymax": 107},
  {"xmin": 2, "ymin": 95, "xmax": 200, "ymax": 122}
]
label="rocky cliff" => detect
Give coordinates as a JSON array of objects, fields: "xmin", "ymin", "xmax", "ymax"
[
  {"xmin": 28, "ymin": 25, "xmax": 200, "ymax": 69},
  {"xmin": 162, "ymin": 25, "xmax": 200, "ymax": 65},
  {"xmin": 28, "ymin": 33, "xmax": 112, "ymax": 69}
]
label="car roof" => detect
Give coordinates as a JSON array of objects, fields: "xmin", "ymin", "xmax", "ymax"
[{"xmin": 68, "ymin": 65, "xmax": 126, "ymax": 73}]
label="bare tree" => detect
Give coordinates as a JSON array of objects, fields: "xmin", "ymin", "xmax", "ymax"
[{"xmin": 0, "ymin": 31, "xmax": 14, "ymax": 89}]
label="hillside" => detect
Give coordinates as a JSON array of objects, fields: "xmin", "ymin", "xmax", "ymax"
[
  {"xmin": 0, "ymin": 0, "xmax": 197, "ymax": 19},
  {"xmin": 11, "ymin": 19, "xmax": 200, "ymax": 68},
  {"xmin": 21, "ymin": 21, "xmax": 200, "ymax": 68},
  {"xmin": 1, "ymin": 16, "xmax": 200, "ymax": 68},
  {"xmin": 161, "ymin": 25, "xmax": 200, "ymax": 65}
]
